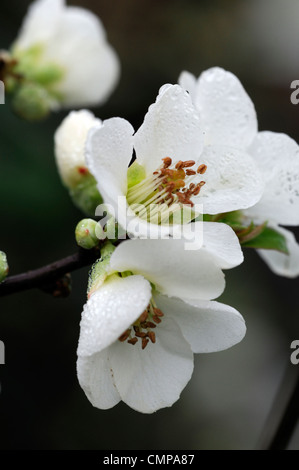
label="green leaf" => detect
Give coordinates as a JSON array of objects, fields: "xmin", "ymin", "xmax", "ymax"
[{"xmin": 241, "ymin": 226, "xmax": 289, "ymax": 254}]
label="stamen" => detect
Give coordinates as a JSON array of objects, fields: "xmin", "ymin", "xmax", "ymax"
[
  {"xmin": 126, "ymin": 156, "xmax": 207, "ymax": 224},
  {"xmin": 127, "ymin": 338, "xmax": 138, "ymax": 345},
  {"xmin": 118, "ymin": 330, "xmax": 130, "ymax": 342},
  {"xmin": 118, "ymin": 298, "xmax": 164, "ymax": 349},
  {"xmin": 148, "ymin": 331, "xmax": 156, "ymax": 343},
  {"xmin": 197, "ymin": 164, "xmax": 207, "ymax": 174}
]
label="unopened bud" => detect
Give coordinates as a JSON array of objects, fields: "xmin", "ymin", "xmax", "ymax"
[
  {"xmin": 12, "ymin": 83, "xmax": 51, "ymax": 121},
  {"xmin": 0, "ymin": 251, "xmax": 9, "ymax": 283},
  {"xmin": 75, "ymin": 219, "xmax": 105, "ymax": 250},
  {"xmin": 70, "ymin": 174, "xmax": 103, "ymax": 216}
]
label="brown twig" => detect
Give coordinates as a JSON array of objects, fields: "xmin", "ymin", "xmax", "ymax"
[{"xmin": 0, "ymin": 245, "xmax": 103, "ymax": 297}]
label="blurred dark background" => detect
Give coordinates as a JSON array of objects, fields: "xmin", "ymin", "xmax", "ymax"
[{"xmin": 0, "ymin": 0, "xmax": 299, "ymax": 450}]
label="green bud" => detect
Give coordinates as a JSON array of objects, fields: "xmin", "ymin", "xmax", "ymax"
[
  {"xmin": 12, "ymin": 83, "xmax": 51, "ymax": 121},
  {"xmin": 75, "ymin": 218, "xmax": 105, "ymax": 250},
  {"xmin": 0, "ymin": 251, "xmax": 9, "ymax": 283},
  {"xmin": 70, "ymin": 173, "xmax": 103, "ymax": 216},
  {"xmin": 87, "ymin": 242, "xmax": 116, "ymax": 297}
]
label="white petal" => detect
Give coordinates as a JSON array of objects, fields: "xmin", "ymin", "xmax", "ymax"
[
  {"xmin": 85, "ymin": 117, "xmax": 134, "ymax": 205},
  {"xmin": 77, "ymin": 351, "xmax": 120, "ymax": 410},
  {"xmin": 109, "ymin": 316, "xmax": 193, "ymax": 413},
  {"xmin": 258, "ymin": 226, "xmax": 299, "ymax": 278},
  {"xmin": 245, "ymin": 131, "xmax": 299, "ymax": 225},
  {"xmin": 134, "ymin": 84, "xmax": 204, "ymax": 175},
  {"xmin": 155, "ymin": 294, "xmax": 246, "ymax": 353},
  {"xmin": 77, "ymin": 275, "xmax": 152, "ymax": 357},
  {"xmin": 195, "ymin": 144, "xmax": 264, "ymax": 213},
  {"xmin": 177, "ymin": 221, "xmax": 243, "ymax": 269},
  {"xmin": 110, "ymin": 238, "xmax": 225, "ymax": 300},
  {"xmin": 195, "ymin": 67, "xmax": 257, "ymax": 147},
  {"xmin": 178, "ymin": 70, "xmax": 197, "ymax": 102},
  {"xmin": 54, "ymin": 109, "xmax": 101, "ymax": 188},
  {"xmin": 13, "ymin": 0, "xmax": 63, "ymax": 49},
  {"xmin": 48, "ymin": 7, "xmax": 120, "ymax": 107}
]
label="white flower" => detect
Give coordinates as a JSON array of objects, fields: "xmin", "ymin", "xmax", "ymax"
[
  {"xmin": 77, "ymin": 232, "xmax": 246, "ymax": 413},
  {"xmin": 12, "ymin": 0, "xmax": 120, "ymax": 108},
  {"xmin": 85, "ymin": 84, "xmax": 264, "ymax": 239},
  {"xmin": 179, "ymin": 67, "xmax": 299, "ymax": 277},
  {"xmin": 54, "ymin": 110, "xmax": 101, "ymax": 188}
]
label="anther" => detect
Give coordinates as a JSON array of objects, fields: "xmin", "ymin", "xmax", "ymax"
[
  {"xmin": 144, "ymin": 321, "xmax": 156, "ymax": 329},
  {"xmin": 127, "ymin": 338, "xmax": 138, "ymax": 346},
  {"xmin": 142, "ymin": 338, "xmax": 149, "ymax": 350},
  {"xmin": 148, "ymin": 331, "xmax": 156, "ymax": 344},
  {"xmin": 118, "ymin": 330, "xmax": 130, "ymax": 342},
  {"xmin": 186, "ymin": 169, "xmax": 196, "ymax": 176},
  {"xmin": 154, "ymin": 308, "xmax": 164, "ymax": 317},
  {"xmin": 175, "ymin": 161, "xmax": 184, "ymax": 170},
  {"xmin": 135, "ymin": 331, "xmax": 147, "ymax": 338},
  {"xmin": 197, "ymin": 164, "xmax": 207, "ymax": 174},
  {"xmin": 162, "ymin": 157, "xmax": 172, "ymax": 168},
  {"xmin": 153, "ymin": 315, "xmax": 162, "ymax": 324},
  {"xmin": 181, "ymin": 160, "xmax": 195, "ymax": 168},
  {"xmin": 139, "ymin": 310, "xmax": 148, "ymax": 323}
]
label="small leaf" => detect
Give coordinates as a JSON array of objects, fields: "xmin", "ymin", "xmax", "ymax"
[{"xmin": 241, "ymin": 227, "xmax": 289, "ymax": 254}]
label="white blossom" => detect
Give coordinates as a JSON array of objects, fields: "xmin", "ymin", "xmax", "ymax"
[
  {"xmin": 12, "ymin": 0, "xmax": 120, "ymax": 109},
  {"xmin": 85, "ymin": 84, "xmax": 264, "ymax": 239},
  {"xmin": 77, "ymin": 234, "xmax": 245, "ymax": 413},
  {"xmin": 179, "ymin": 67, "xmax": 299, "ymax": 277}
]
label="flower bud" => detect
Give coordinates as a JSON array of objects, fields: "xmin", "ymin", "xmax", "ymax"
[
  {"xmin": 0, "ymin": 251, "xmax": 9, "ymax": 283},
  {"xmin": 70, "ymin": 174, "xmax": 103, "ymax": 217},
  {"xmin": 75, "ymin": 218, "xmax": 105, "ymax": 250},
  {"xmin": 10, "ymin": 0, "xmax": 120, "ymax": 111},
  {"xmin": 12, "ymin": 83, "xmax": 51, "ymax": 121},
  {"xmin": 54, "ymin": 110, "xmax": 103, "ymax": 215}
]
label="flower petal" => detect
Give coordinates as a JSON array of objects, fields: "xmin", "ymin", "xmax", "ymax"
[
  {"xmin": 77, "ymin": 274, "xmax": 152, "ymax": 357},
  {"xmin": 175, "ymin": 221, "xmax": 243, "ymax": 269},
  {"xmin": 155, "ymin": 294, "xmax": 246, "ymax": 353},
  {"xmin": 13, "ymin": 0, "xmax": 63, "ymax": 49},
  {"xmin": 110, "ymin": 238, "xmax": 225, "ymax": 300},
  {"xmin": 134, "ymin": 84, "xmax": 204, "ymax": 175},
  {"xmin": 195, "ymin": 67, "xmax": 258, "ymax": 147},
  {"xmin": 258, "ymin": 226, "xmax": 299, "ymax": 278},
  {"xmin": 85, "ymin": 117, "xmax": 134, "ymax": 205},
  {"xmin": 77, "ymin": 350, "xmax": 121, "ymax": 410},
  {"xmin": 178, "ymin": 70, "xmax": 197, "ymax": 102},
  {"xmin": 48, "ymin": 7, "xmax": 120, "ymax": 107},
  {"xmin": 194, "ymin": 144, "xmax": 264, "ymax": 213},
  {"xmin": 245, "ymin": 131, "xmax": 299, "ymax": 226},
  {"xmin": 109, "ymin": 316, "xmax": 193, "ymax": 413}
]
